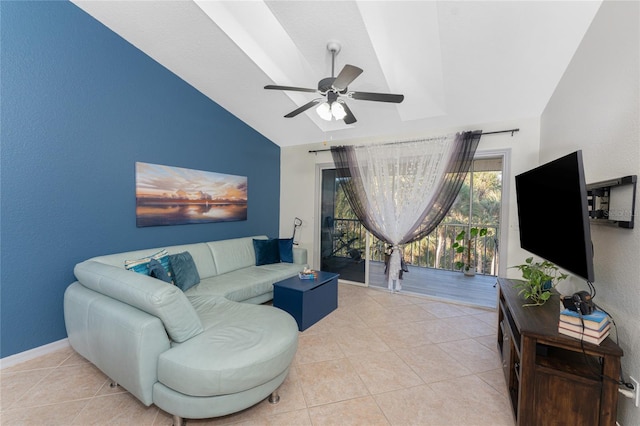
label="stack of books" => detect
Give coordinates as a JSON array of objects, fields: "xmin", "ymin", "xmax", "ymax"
[{"xmin": 558, "ymin": 308, "xmax": 611, "ymax": 345}]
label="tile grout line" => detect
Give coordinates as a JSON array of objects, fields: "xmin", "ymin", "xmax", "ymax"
[
  {"xmin": 1, "ymin": 284, "xmax": 510, "ymax": 425},
  {"xmin": 1, "ymin": 366, "xmax": 58, "ymax": 412}
]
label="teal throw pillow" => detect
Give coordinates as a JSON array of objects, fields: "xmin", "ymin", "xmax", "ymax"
[
  {"xmin": 253, "ymin": 238, "xmax": 280, "ymax": 265},
  {"xmin": 149, "ymin": 258, "xmax": 172, "ymax": 283},
  {"xmin": 278, "ymin": 238, "xmax": 294, "ymax": 263},
  {"xmin": 169, "ymin": 251, "xmax": 200, "ymax": 292}
]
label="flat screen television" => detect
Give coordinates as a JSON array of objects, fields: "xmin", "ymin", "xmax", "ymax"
[{"xmin": 515, "ymin": 150, "xmax": 595, "ymax": 282}]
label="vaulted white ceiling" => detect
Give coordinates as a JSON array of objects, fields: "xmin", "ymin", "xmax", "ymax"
[{"xmin": 72, "ymin": 1, "xmax": 602, "ymax": 147}]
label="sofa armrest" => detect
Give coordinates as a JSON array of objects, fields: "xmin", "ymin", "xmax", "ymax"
[
  {"xmin": 293, "ymin": 247, "xmax": 307, "ymax": 265},
  {"xmin": 64, "ymin": 282, "xmax": 170, "ymax": 405},
  {"xmin": 74, "ymin": 260, "xmax": 203, "ymax": 342}
]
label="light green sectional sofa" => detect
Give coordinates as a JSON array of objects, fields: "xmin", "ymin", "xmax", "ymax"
[{"xmin": 64, "ymin": 236, "xmax": 307, "ymax": 425}]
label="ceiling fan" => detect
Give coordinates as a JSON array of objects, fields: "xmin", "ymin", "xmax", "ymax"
[{"xmin": 264, "ymin": 41, "xmax": 404, "ymax": 125}]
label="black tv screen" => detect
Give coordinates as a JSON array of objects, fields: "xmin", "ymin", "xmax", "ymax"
[{"xmin": 515, "ymin": 150, "xmax": 595, "ymax": 282}]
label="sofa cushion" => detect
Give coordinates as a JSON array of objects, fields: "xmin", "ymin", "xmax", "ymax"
[
  {"xmin": 74, "ymin": 260, "xmax": 203, "ymax": 343},
  {"xmin": 253, "ymin": 238, "xmax": 280, "ymax": 265},
  {"xmin": 165, "ymin": 243, "xmax": 218, "ymax": 279},
  {"xmin": 207, "ymin": 236, "xmax": 264, "ymax": 275},
  {"xmin": 157, "ymin": 299, "xmax": 298, "ymax": 397},
  {"xmin": 91, "ymin": 243, "xmax": 217, "ymax": 280},
  {"xmin": 170, "ymin": 252, "xmax": 200, "ymax": 292},
  {"xmin": 184, "ymin": 263, "xmax": 305, "ymax": 303}
]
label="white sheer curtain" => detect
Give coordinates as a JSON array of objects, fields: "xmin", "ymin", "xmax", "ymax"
[{"xmin": 331, "ymin": 131, "xmax": 481, "ymax": 291}]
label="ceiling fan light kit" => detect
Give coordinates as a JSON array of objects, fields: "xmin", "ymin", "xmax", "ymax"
[
  {"xmin": 331, "ymin": 101, "xmax": 347, "ymax": 120},
  {"xmin": 316, "ymin": 102, "xmax": 332, "ymax": 121},
  {"xmin": 265, "ymin": 41, "xmax": 404, "ymax": 125}
]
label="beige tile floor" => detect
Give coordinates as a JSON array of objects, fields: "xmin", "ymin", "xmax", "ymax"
[{"xmin": 1, "ymin": 284, "xmax": 515, "ymax": 425}]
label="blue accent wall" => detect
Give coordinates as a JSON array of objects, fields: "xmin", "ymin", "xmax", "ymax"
[{"xmin": 0, "ymin": 2, "xmax": 281, "ymax": 357}]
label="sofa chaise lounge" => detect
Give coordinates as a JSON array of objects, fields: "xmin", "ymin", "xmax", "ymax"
[{"xmin": 64, "ymin": 236, "xmax": 307, "ymax": 424}]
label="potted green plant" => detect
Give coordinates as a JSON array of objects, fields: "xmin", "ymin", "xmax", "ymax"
[
  {"xmin": 510, "ymin": 257, "xmax": 568, "ymax": 306},
  {"xmin": 453, "ymin": 227, "xmax": 488, "ymax": 276}
]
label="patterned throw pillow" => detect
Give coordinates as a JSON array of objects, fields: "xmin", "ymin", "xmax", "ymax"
[{"xmin": 125, "ymin": 249, "xmax": 172, "ymax": 279}]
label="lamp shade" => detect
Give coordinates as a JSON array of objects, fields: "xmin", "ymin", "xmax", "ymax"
[
  {"xmin": 331, "ymin": 102, "xmax": 346, "ymax": 120},
  {"xmin": 316, "ymin": 102, "xmax": 332, "ymax": 121}
]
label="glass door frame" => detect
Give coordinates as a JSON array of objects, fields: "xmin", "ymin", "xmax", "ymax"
[
  {"xmin": 477, "ymin": 148, "xmax": 511, "ymax": 278},
  {"xmin": 315, "ymin": 162, "xmax": 371, "ymax": 286}
]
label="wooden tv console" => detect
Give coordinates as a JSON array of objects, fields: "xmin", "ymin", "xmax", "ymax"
[{"xmin": 497, "ymin": 278, "xmax": 623, "ymax": 425}]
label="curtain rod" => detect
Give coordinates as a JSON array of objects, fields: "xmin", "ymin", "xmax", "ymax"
[{"xmin": 307, "ymin": 128, "xmax": 519, "ymax": 154}]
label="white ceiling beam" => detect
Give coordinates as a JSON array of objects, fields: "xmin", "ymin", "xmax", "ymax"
[{"xmin": 357, "ymin": 1, "xmax": 446, "ymax": 122}]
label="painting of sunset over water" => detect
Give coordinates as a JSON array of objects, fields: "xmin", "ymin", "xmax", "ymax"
[{"xmin": 135, "ymin": 162, "xmax": 247, "ymax": 227}]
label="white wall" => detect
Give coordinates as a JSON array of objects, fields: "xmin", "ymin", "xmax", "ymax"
[
  {"xmin": 280, "ymin": 117, "xmax": 542, "ymax": 279},
  {"xmin": 541, "ymin": 1, "xmax": 639, "ymax": 424}
]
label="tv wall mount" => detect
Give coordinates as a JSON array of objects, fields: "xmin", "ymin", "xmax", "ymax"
[{"xmin": 587, "ymin": 175, "xmax": 637, "ymax": 228}]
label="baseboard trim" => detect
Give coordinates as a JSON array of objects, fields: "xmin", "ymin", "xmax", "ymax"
[{"xmin": 0, "ymin": 338, "xmax": 70, "ymax": 370}]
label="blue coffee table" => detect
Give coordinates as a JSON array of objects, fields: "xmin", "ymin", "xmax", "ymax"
[{"xmin": 273, "ymin": 271, "xmax": 339, "ymax": 331}]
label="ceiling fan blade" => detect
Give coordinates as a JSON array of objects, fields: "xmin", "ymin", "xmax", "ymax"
[
  {"xmin": 341, "ymin": 102, "xmax": 357, "ymax": 125},
  {"xmin": 332, "ymin": 65, "xmax": 363, "ymax": 91},
  {"xmin": 284, "ymin": 99, "xmax": 322, "ymax": 118},
  {"xmin": 264, "ymin": 85, "xmax": 317, "ymax": 93},
  {"xmin": 351, "ymin": 91, "xmax": 404, "ymax": 103}
]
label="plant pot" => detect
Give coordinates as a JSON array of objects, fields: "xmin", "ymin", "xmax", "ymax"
[{"xmin": 464, "ymin": 268, "xmax": 476, "ymax": 277}]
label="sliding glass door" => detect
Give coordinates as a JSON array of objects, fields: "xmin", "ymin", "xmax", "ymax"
[
  {"xmin": 317, "ymin": 153, "xmax": 506, "ymax": 290},
  {"xmin": 319, "ymin": 169, "xmax": 366, "ymax": 283}
]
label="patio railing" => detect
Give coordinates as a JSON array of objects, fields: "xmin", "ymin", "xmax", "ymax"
[{"xmin": 327, "ymin": 218, "xmax": 499, "ymax": 276}]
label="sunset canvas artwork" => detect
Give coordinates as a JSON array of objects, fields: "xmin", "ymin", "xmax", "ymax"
[{"xmin": 135, "ymin": 162, "xmax": 247, "ymax": 227}]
